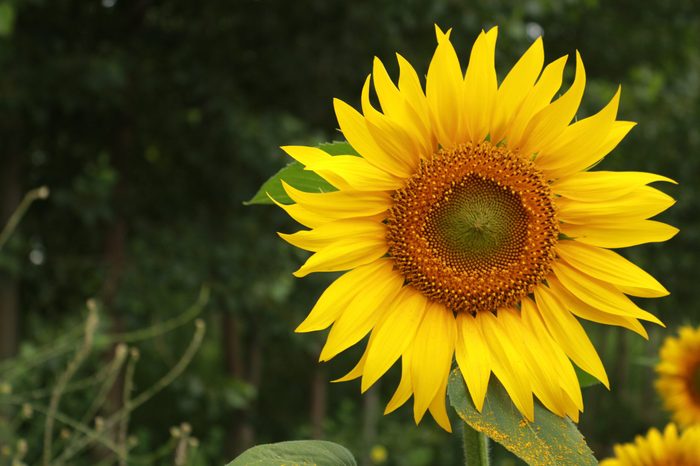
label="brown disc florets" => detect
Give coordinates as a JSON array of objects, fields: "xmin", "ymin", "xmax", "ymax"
[{"xmin": 386, "ymin": 142, "xmax": 559, "ymax": 314}]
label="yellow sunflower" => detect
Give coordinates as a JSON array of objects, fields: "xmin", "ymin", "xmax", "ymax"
[
  {"xmin": 275, "ymin": 26, "xmax": 677, "ymax": 431},
  {"xmin": 656, "ymin": 326, "xmax": 700, "ymax": 428},
  {"xmin": 600, "ymin": 423, "xmax": 700, "ymax": 466}
]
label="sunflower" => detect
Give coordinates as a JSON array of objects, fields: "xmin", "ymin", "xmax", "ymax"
[
  {"xmin": 656, "ymin": 326, "xmax": 700, "ymax": 428},
  {"xmin": 275, "ymin": 26, "xmax": 677, "ymax": 431},
  {"xmin": 600, "ymin": 423, "xmax": 700, "ymax": 465}
]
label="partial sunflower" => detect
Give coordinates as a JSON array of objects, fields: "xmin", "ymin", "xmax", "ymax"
[
  {"xmin": 275, "ymin": 26, "xmax": 677, "ymax": 431},
  {"xmin": 656, "ymin": 326, "xmax": 700, "ymax": 428},
  {"xmin": 600, "ymin": 423, "xmax": 700, "ymax": 466}
]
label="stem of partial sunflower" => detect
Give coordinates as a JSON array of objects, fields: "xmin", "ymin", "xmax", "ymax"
[{"xmin": 461, "ymin": 422, "xmax": 490, "ymax": 466}]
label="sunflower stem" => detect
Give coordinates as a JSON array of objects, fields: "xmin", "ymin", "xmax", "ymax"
[{"xmin": 462, "ymin": 422, "xmax": 490, "ymax": 466}]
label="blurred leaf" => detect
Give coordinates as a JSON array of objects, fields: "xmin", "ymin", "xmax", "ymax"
[
  {"xmin": 447, "ymin": 370, "xmax": 597, "ymax": 466},
  {"xmin": 245, "ymin": 141, "xmax": 356, "ymax": 205},
  {"xmin": 228, "ymin": 440, "xmax": 357, "ymax": 466},
  {"xmin": 575, "ymin": 365, "xmax": 601, "ymax": 388},
  {"xmin": 0, "ymin": 2, "xmax": 15, "ymax": 37}
]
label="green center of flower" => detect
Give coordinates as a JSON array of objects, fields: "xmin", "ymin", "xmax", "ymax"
[
  {"xmin": 387, "ymin": 142, "xmax": 559, "ymax": 314},
  {"xmin": 426, "ymin": 175, "xmax": 528, "ymax": 272}
]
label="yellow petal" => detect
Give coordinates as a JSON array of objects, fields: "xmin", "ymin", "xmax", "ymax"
[
  {"xmin": 269, "ymin": 195, "xmax": 330, "ymax": 229},
  {"xmin": 546, "ymin": 277, "xmax": 648, "ymax": 339},
  {"xmin": 293, "ymin": 235, "xmax": 387, "ymax": 277},
  {"xmin": 426, "ymin": 25, "xmax": 464, "ymax": 148},
  {"xmin": 535, "ymin": 87, "xmax": 619, "ymax": 173},
  {"xmin": 333, "ymin": 98, "xmax": 412, "ymax": 178},
  {"xmin": 533, "ymin": 285, "xmax": 609, "ymax": 388},
  {"xmin": 295, "ymin": 259, "xmax": 393, "ymax": 333},
  {"xmin": 505, "ymin": 55, "xmax": 568, "ymax": 149},
  {"xmin": 519, "ymin": 51, "xmax": 586, "ymax": 156},
  {"xmin": 551, "ymin": 170, "xmax": 676, "ymax": 202},
  {"xmin": 520, "ymin": 297, "xmax": 583, "ymax": 412},
  {"xmin": 499, "ymin": 308, "xmax": 571, "ymax": 417},
  {"xmin": 551, "ymin": 261, "xmax": 663, "ymax": 325},
  {"xmin": 301, "ymin": 154, "xmax": 403, "ymax": 192},
  {"xmin": 361, "ymin": 286, "xmax": 428, "ymax": 392},
  {"xmin": 333, "ymin": 345, "xmax": 368, "ymax": 382},
  {"xmin": 361, "ymin": 77, "xmax": 423, "ymax": 172},
  {"xmin": 396, "ymin": 53, "xmax": 432, "ymax": 137},
  {"xmin": 319, "ymin": 263, "xmax": 404, "ymax": 361},
  {"xmin": 385, "ymin": 350, "xmax": 413, "ymax": 414},
  {"xmin": 557, "ymin": 186, "xmax": 675, "ymax": 224},
  {"xmin": 280, "ymin": 218, "xmax": 385, "ymax": 252},
  {"xmin": 561, "ymin": 219, "xmax": 678, "ymax": 248},
  {"xmin": 477, "ymin": 311, "xmax": 535, "ymax": 421},
  {"xmin": 463, "ymin": 27, "xmax": 498, "ymax": 143},
  {"xmin": 490, "ymin": 37, "xmax": 544, "ymax": 144},
  {"xmin": 556, "ymin": 240, "xmax": 668, "ymax": 296},
  {"xmin": 282, "ymin": 181, "xmax": 391, "ymax": 221},
  {"xmin": 455, "ymin": 313, "xmax": 491, "ymax": 412},
  {"xmin": 427, "ymin": 376, "xmax": 452, "ymax": 432},
  {"xmin": 545, "ymin": 120, "xmax": 636, "ymax": 179},
  {"xmin": 410, "ymin": 301, "xmax": 456, "ymax": 423}
]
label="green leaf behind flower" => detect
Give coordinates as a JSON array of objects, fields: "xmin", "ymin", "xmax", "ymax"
[
  {"xmin": 227, "ymin": 440, "xmax": 357, "ymax": 466},
  {"xmin": 447, "ymin": 369, "xmax": 597, "ymax": 466},
  {"xmin": 245, "ymin": 141, "xmax": 357, "ymax": 205}
]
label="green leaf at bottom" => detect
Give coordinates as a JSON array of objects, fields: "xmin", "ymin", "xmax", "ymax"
[
  {"xmin": 447, "ymin": 369, "xmax": 597, "ymax": 466},
  {"xmin": 227, "ymin": 440, "xmax": 357, "ymax": 466}
]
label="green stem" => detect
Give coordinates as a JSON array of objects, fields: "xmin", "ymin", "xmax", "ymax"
[{"xmin": 462, "ymin": 422, "xmax": 490, "ymax": 466}]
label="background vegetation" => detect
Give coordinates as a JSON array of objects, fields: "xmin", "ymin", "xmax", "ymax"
[{"xmin": 1, "ymin": 0, "xmax": 698, "ymax": 464}]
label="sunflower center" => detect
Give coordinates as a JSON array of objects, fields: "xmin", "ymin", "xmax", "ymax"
[
  {"xmin": 387, "ymin": 142, "xmax": 559, "ymax": 314},
  {"xmin": 692, "ymin": 364, "xmax": 700, "ymax": 400}
]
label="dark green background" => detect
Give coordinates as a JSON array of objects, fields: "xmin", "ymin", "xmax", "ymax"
[{"xmin": 1, "ymin": 0, "xmax": 698, "ymax": 464}]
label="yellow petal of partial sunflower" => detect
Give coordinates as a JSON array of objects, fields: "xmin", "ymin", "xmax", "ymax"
[
  {"xmin": 545, "ymin": 120, "xmax": 637, "ymax": 179},
  {"xmin": 556, "ymin": 240, "xmax": 668, "ymax": 296},
  {"xmin": 361, "ymin": 77, "xmax": 423, "ymax": 172},
  {"xmin": 427, "ymin": 376, "xmax": 452, "ymax": 432},
  {"xmin": 295, "ymin": 259, "xmax": 393, "ymax": 333},
  {"xmin": 546, "ymin": 277, "xmax": 649, "ymax": 338},
  {"xmin": 333, "ymin": 345, "xmax": 368, "ymax": 382},
  {"xmin": 498, "ymin": 308, "xmax": 570, "ymax": 418},
  {"xmin": 520, "ymin": 297, "xmax": 583, "ymax": 412},
  {"xmin": 361, "ymin": 286, "xmax": 428, "ymax": 392},
  {"xmin": 410, "ymin": 301, "xmax": 456, "ymax": 423},
  {"xmin": 463, "ymin": 27, "xmax": 498, "ymax": 143},
  {"xmin": 282, "ymin": 181, "xmax": 391, "ymax": 221},
  {"xmin": 519, "ymin": 51, "xmax": 586, "ymax": 157},
  {"xmin": 505, "ymin": 55, "xmax": 568, "ymax": 150},
  {"xmin": 319, "ymin": 263, "xmax": 404, "ymax": 361},
  {"xmin": 551, "ymin": 170, "xmax": 676, "ymax": 202},
  {"xmin": 373, "ymin": 57, "xmax": 433, "ymax": 159},
  {"xmin": 551, "ymin": 261, "xmax": 664, "ymax": 326},
  {"xmin": 333, "ymin": 97, "xmax": 413, "ymax": 178},
  {"xmin": 281, "ymin": 145, "xmax": 402, "ymax": 191},
  {"xmin": 557, "ymin": 186, "xmax": 675, "ymax": 224},
  {"xmin": 279, "ymin": 218, "xmax": 385, "ymax": 252},
  {"xmin": 455, "ymin": 312, "xmax": 491, "ymax": 412},
  {"xmin": 533, "ymin": 285, "xmax": 610, "ymax": 388},
  {"xmin": 385, "ymin": 350, "xmax": 413, "ymax": 414},
  {"xmin": 477, "ymin": 311, "xmax": 535, "ymax": 421},
  {"xmin": 426, "ymin": 25, "xmax": 464, "ymax": 148},
  {"xmin": 535, "ymin": 86, "xmax": 619, "ymax": 173},
  {"xmin": 293, "ymin": 234, "xmax": 388, "ymax": 277},
  {"xmin": 269, "ymin": 195, "xmax": 331, "ymax": 229},
  {"xmin": 490, "ymin": 37, "xmax": 544, "ymax": 144},
  {"xmin": 396, "ymin": 53, "xmax": 433, "ymax": 140},
  {"xmin": 561, "ymin": 219, "xmax": 678, "ymax": 248}
]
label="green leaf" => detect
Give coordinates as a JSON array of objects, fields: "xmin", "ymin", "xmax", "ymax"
[
  {"xmin": 447, "ymin": 370, "xmax": 597, "ymax": 466},
  {"xmin": 245, "ymin": 141, "xmax": 356, "ymax": 205},
  {"xmin": 227, "ymin": 440, "xmax": 357, "ymax": 466},
  {"xmin": 575, "ymin": 365, "xmax": 601, "ymax": 388}
]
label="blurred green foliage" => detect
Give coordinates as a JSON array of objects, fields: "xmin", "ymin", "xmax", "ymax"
[{"xmin": 1, "ymin": 0, "xmax": 699, "ymax": 464}]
